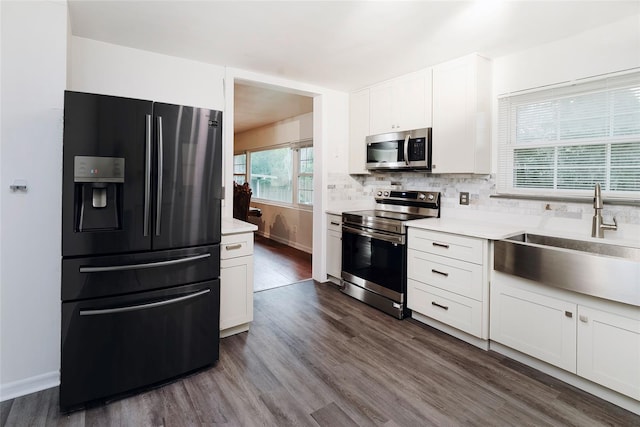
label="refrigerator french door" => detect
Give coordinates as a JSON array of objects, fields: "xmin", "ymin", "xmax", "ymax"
[
  {"xmin": 61, "ymin": 93, "xmax": 222, "ymax": 257},
  {"xmin": 60, "ymin": 91, "xmax": 223, "ymax": 411}
]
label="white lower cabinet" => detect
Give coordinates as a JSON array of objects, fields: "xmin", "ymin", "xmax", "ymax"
[
  {"xmin": 220, "ymin": 232, "xmax": 254, "ymax": 337},
  {"xmin": 490, "ymin": 281, "xmax": 577, "ymax": 372},
  {"xmin": 326, "ymin": 214, "xmax": 342, "ymax": 284},
  {"xmin": 577, "ymin": 305, "xmax": 640, "ymax": 400},
  {"xmin": 407, "ymin": 227, "xmax": 489, "ymax": 347},
  {"xmin": 491, "ymin": 271, "xmax": 640, "ymax": 401}
]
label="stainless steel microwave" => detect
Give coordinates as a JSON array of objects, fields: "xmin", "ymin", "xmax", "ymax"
[{"xmin": 365, "ymin": 128, "xmax": 432, "ymax": 171}]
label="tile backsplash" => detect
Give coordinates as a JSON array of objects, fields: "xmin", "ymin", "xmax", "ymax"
[{"xmin": 327, "ymin": 172, "xmax": 640, "ymax": 226}]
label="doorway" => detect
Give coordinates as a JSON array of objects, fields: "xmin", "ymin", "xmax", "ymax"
[{"xmin": 233, "ymin": 81, "xmax": 315, "ymax": 292}]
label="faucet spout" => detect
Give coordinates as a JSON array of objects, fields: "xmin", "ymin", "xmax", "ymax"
[
  {"xmin": 593, "ymin": 183, "xmax": 603, "ymax": 209},
  {"xmin": 591, "ymin": 183, "xmax": 617, "ymax": 238}
]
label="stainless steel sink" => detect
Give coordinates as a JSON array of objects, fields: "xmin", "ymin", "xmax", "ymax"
[
  {"xmin": 495, "ymin": 233, "xmax": 640, "ymax": 307},
  {"xmin": 506, "ymin": 233, "xmax": 640, "ymax": 262}
]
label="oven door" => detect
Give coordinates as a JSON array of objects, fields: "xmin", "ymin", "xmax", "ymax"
[{"xmin": 341, "ymin": 224, "xmax": 406, "ymax": 302}]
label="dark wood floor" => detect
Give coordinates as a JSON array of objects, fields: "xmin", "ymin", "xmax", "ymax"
[
  {"xmin": 253, "ymin": 235, "xmax": 312, "ymax": 292},
  {"xmin": 2, "ymin": 281, "xmax": 639, "ymax": 426}
]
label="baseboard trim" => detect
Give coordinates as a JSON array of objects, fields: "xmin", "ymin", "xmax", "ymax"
[
  {"xmin": 0, "ymin": 371, "xmax": 59, "ymax": 402},
  {"xmin": 490, "ymin": 342, "xmax": 640, "ymax": 416},
  {"xmin": 256, "ymin": 231, "xmax": 312, "ymax": 254},
  {"xmin": 411, "ymin": 312, "xmax": 490, "ymax": 351},
  {"xmin": 220, "ymin": 323, "xmax": 250, "ymax": 338}
]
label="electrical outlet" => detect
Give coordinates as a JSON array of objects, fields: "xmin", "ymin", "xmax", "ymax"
[{"xmin": 459, "ymin": 192, "xmax": 470, "ymax": 205}]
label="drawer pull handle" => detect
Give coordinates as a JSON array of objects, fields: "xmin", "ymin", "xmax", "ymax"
[
  {"xmin": 432, "ymin": 242, "xmax": 449, "ymax": 249},
  {"xmin": 431, "ymin": 269, "xmax": 449, "ymax": 277},
  {"xmin": 565, "ymin": 311, "xmax": 573, "ymax": 318},
  {"xmin": 225, "ymin": 244, "xmax": 242, "ymax": 251},
  {"xmin": 431, "ymin": 301, "xmax": 449, "ymax": 311},
  {"xmin": 330, "ymin": 221, "xmax": 340, "ymax": 226}
]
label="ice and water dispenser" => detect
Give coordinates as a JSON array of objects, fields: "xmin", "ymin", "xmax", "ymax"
[{"xmin": 73, "ymin": 156, "xmax": 125, "ymax": 232}]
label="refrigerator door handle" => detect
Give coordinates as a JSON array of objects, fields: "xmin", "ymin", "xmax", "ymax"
[
  {"xmin": 79, "ymin": 253, "xmax": 211, "ymax": 273},
  {"xmin": 155, "ymin": 115, "xmax": 164, "ymax": 236},
  {"xmin": 144, "ymin": 114, "xmax": 152, "ymax": 237},
  {"xmin": 79, "ymin": 289, "xmax": 210, "ymax": 316}
]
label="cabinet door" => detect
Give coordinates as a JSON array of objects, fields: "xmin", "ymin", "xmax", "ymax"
[
  {"xmin": 577, "ymin": 305, "xmax": 640, "ymax": 400},
  {"xmin": 349, "ymin": 89, "xmax": 371, "ymax": 174},
  {"xmin": 327, "ymin": 230, "xmax": 342, "ymax": 278},
  {"xmin": 491, "ymin": 276, "xmax": 577, "ymax": 372},
  {"xmin": 369, "ymin": 82, "xmax": 394, "ymax": 135},
  {"xmin": 326, "ymin": 214, "xmax": 342, "ymax": 279},
  {"xmin": 432, "ymin": 54, "xmax": 491, "ymax": 174},
  {"xmin": 394, "ymin": 70, "xmax": 432, "ymax": 132},
  {"xmin": 432, "ymin": 56, "xmax": 476, "ymax": 173},
  {"xmin": 220, "ymin": 256, "xmax": 254, "ymax": 330}
]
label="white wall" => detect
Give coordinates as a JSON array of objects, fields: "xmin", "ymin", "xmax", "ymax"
[
  {"xmin": 493, "ymin": 14, "xmax": 640, "ymax": 96},
  {"xmin": 69, "ymin": 36, "xmax": 225, "ymax": 110},
  {"xmin": 0, "ymin": 0, "xmax": 67, "ymax": 400},
  {"xmin": 247, "ymin": 202, "xmax": 314, "ymax": 253},
  {"xmin": 235, "ymin": 112, "xmax": 313, "ymax": 151},
  {"xmin": 235, "ymin": 113, "xmax": 314, "ymax": 252},
  {"xmin": 223, "ymin": 69, "xmax": 350, "ymax": 282}
]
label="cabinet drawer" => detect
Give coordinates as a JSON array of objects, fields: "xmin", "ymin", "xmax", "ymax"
[
  {"xmin": 408, "ymin": 279, "xmax": 483, "ymax": 337},
  {"xmin": 408, "ymin": 228, "xmax": 484, "ymax": 264},
  {"xmin": 221, "ymin": 233, "xmax": 254, "ymax": 259},
  {"xmin": 407, "ymin": 250, "xmax": 483, "ymax": 300},
  {"xmin": 327, "ymin": 214, "xmax": 342, "ymax": 232}
]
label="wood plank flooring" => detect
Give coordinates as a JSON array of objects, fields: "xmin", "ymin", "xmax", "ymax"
[
  {"xmin": 2, "ymin": 281, "xmax": 639, "ymax": 426},
  {"xmin": 253, "ymin": 235, "xmax": 312, "ymax": 292}
]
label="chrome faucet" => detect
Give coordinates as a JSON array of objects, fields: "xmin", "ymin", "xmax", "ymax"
[{"xmin": 591, "ymin": 183, "xmax": 617, "ymax": 238}]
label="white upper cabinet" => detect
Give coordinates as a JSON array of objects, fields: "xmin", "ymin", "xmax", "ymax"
[
  {"xmin": 348, "ymin": 89, "xmax": 371, "ymax": 174},
  {"xmin": 369, "ymin": 69, "xmax": 433, "ymax": 135},
  {"xmin": 432, "ymin": 53, "xmax": 491, "ymax": 174}
]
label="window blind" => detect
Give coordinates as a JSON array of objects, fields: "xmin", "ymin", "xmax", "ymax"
[{"xmin": 497, "ymin": 71, "xmax": 640, "ymax": 198}]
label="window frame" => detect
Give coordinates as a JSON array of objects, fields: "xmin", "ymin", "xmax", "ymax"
[
  {"xmin": 497, "ymin": 70, "xmax": 640, "ymax": 200},
  {"xmin": 233, "ymin": 152, "xmax": 247, "ymax": 185},
  {"xmin": 244, "ymin": 139, "xmax": 313, "ymax": 209}
]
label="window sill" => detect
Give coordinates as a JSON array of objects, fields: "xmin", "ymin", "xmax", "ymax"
[
  {"xmin": 490, "ymin": 193, "xmax": 640, "ymax": 207},
  {"xmin": 251, "ymin": 199, "xmax": 314, "ymax": 211}
]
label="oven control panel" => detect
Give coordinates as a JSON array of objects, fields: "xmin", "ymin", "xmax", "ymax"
[{"xmin": 375, "ymin": 190, "xmax": 440, "ymax": 205}]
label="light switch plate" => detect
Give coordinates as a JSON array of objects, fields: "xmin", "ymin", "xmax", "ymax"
[{"xmin": 459, "ymin": 192, "xmax": 469, "ymax": 205}]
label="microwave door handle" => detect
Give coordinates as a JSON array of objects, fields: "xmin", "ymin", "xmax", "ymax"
[{"xmin": 403, "ymin": 135, "xmax": 410, "ymax": 166}]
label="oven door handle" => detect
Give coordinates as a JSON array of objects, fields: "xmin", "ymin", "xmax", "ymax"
[{"xmin": 342, "ymin": 224, "xmax": 405, "ymax": 245}]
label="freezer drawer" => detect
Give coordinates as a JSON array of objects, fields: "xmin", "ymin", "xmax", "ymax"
[
  {"xmin": 62, "ymin": 245, "xmax": 220, "ymax": 301},
  {"xmin": 60, "ymin": 280, "xmax": 220, "ymax": 412}
]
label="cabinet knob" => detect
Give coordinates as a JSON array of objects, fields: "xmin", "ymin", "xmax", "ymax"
[{"xmin": 579, "ymin": 315, "xmax": 589, "ymax": 323}]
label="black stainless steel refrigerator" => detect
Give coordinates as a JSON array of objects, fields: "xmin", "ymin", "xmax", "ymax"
[{"xmin": 60, "ymin": 91, "xmax": 222, "ymax": 411}]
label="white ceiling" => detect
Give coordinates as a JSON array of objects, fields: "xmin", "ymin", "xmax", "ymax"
[
  {"xmin": 67, "ymin": 0, "xmax": 639, "ymax": 131},
  {"xmin": 234, "ymin": 84, "xmax": 313, "ymax": 133}
]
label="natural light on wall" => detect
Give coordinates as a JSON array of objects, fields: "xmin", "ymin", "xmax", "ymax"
[{"xmin": 497, "ymin": 70, "xmax": 640, "ymax": 198}]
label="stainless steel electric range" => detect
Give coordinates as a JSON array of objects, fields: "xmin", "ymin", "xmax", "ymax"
[{"xmin": 341, "ymin": 190, "xmax": 441, "ymax": 319}]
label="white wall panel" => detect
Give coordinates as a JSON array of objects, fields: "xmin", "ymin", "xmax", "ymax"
[
  {"xmin": 0, "ymin": 0, "xmax": 67, "ymax": 400},
  {"xmin": 69, "ymin": 36, "xmax": 225, "ymax": 110}
]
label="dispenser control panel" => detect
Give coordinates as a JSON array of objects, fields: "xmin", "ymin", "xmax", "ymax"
[{"xmin": 74, "ymin": 156, "xmax": 125, "ymax": 183}]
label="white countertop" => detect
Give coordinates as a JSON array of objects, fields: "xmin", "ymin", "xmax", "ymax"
[
  {"xmin": 406, "ymin": 217, "xmax": 525, "ymax": 240},
  {"xmin": 221, "ymin": 217, "xmax": 258, "ymax": 235}
]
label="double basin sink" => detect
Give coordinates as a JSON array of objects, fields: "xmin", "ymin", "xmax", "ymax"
[{"xmin": 494, "ymin": 233, "xmax": 640, "ymax": 307}]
